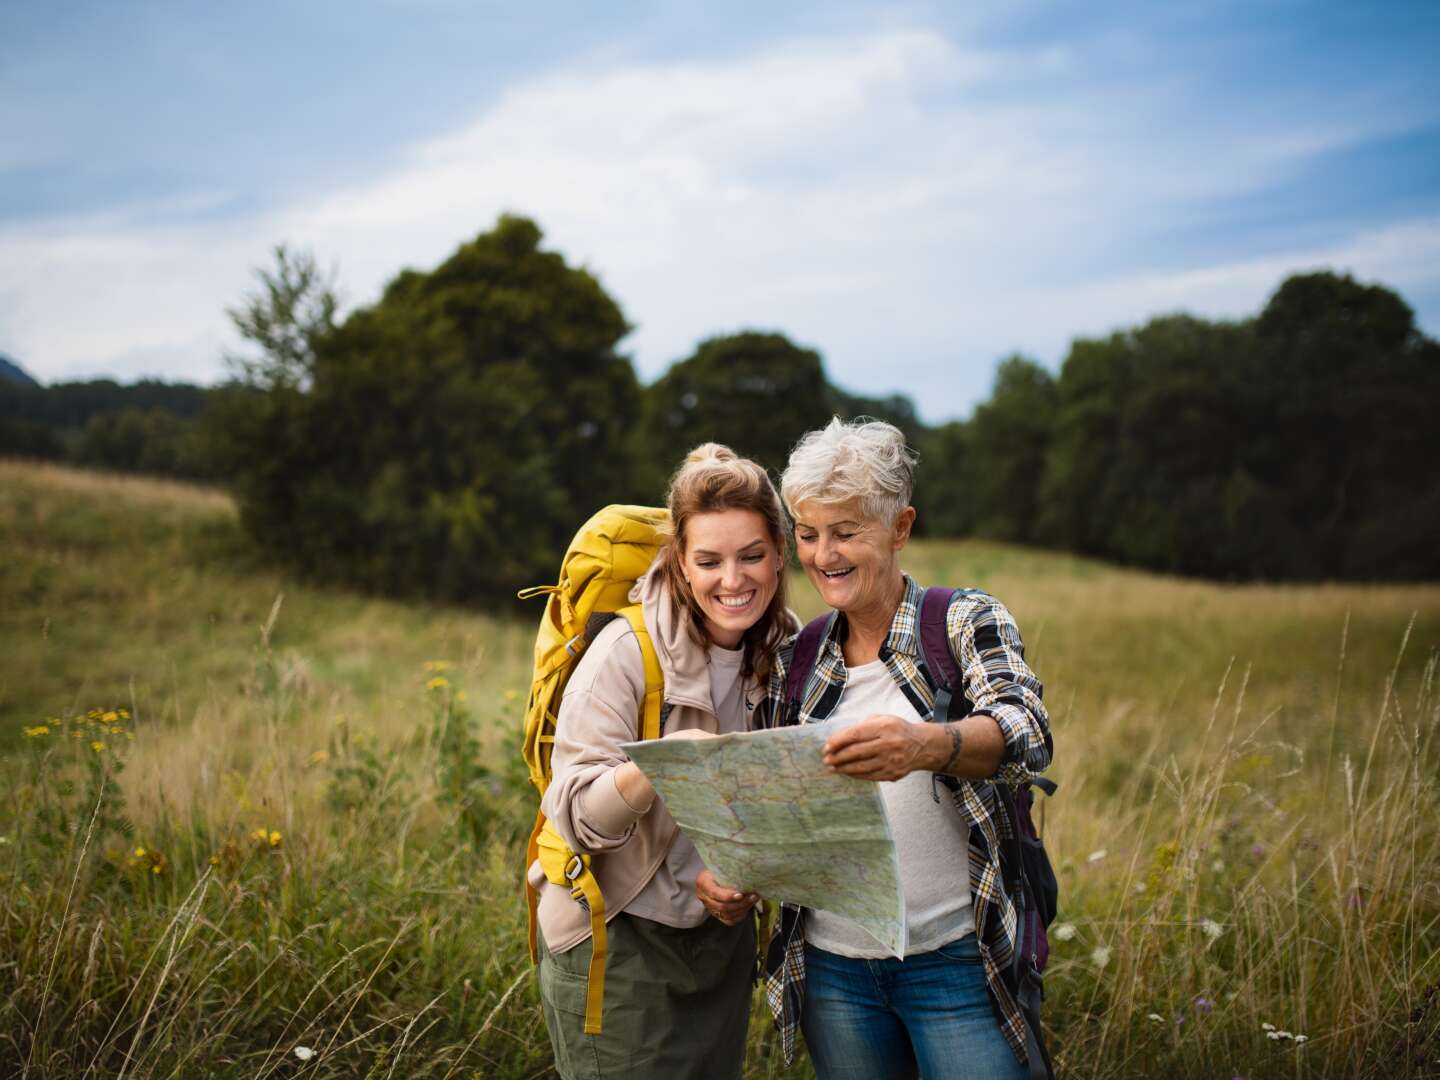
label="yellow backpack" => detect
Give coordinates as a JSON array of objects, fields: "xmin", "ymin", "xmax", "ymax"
[{"xmin": 517, "ymin": 504, "xmax": 669, "ymax": 1035}]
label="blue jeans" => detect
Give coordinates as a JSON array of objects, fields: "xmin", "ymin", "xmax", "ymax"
[{"xmin": 801, "ymin": 935, "xmax": 1028, "ymax": 1080}]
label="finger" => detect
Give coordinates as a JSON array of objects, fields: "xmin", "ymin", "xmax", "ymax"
[{"xmin": 824, "ymin": 739, "xmax": 885, "ymax": 768}]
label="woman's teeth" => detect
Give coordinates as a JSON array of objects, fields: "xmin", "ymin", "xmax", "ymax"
[
  {"xmin": 718, "ymin": 591, "xmax": 755, "ymax": 609},
  {"xmin": 821, "ymin": 568, "xmax": 853, "ymax": 579}
]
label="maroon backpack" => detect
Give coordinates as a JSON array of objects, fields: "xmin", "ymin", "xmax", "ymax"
[{"xmin": 783, "ymin": 585, "xmax": 1057, "ymax": 1080}]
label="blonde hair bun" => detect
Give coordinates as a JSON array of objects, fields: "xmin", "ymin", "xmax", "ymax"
[{"xmin": 684, "ymin": 442, "xmax": 738, "ymax": 466}]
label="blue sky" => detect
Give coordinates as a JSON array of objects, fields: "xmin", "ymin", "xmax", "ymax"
[{"xmin": 2, "ymin": 0, "xmax": 1437, "ymax": 422}]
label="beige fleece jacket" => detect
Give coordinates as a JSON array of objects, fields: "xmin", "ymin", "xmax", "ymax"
[{"xmin": 530, "ymin": 565, "xmax": 776, "ymax": 954}]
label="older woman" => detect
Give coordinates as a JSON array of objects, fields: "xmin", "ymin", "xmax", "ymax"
[{"xmin": 740, "ymin": 418, "xmax": 1052, "ymax": 1080}]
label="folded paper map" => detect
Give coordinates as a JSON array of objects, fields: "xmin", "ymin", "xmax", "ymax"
[{"xmin": 622, "ymin": 725, "xmax": 906, "ymax": 957}]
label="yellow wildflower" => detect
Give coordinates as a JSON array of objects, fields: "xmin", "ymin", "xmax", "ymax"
[
  {"xmin": 308, "ymin": 749, "xmax": 330, "ymax": 766},
  {"xmin": 208, "ymin": 853, "xmax": 220, "ymax": 865},
  {"xmin": 23, "ymin": 725, "xmax": 50, "ymax": 737},
  {"xmin": 151, "ymin": 865, "xmax": 161, "ymax": 875},
  {"xmin": 269, "ymin": 831, "xmax": 282, "ymax": 848},
  {"xmin": 135, "ymin": 847, "xmax": 147, "ymax": 858},
  {"xmin": 110, "ymin": 726, "xmax": 123, "ymax": 734},
  {"xmin": 102, "ymin": 711, "xmax": 118, "ymax": 724},
  {"xmin": 251, "ymin": 827, "xmax": 269, "ymax": 843},
  {"xmin": 91, "ymin": 740, "xmax": 106, "ymax": 753},
  {"xmin": 118, "ymin": 709, "xmax": 130, "ymax": 719},
  {"xmin": 426, "ymin": 676, "xmax": 450, "ymax": 691}
]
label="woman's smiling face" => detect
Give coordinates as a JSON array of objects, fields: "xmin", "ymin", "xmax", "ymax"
[
  {"xmin": 680, "ymin": 508, "xmax": 781, "ymax": 648},
  {"xmin": 792, "ymin": 499, "xmax": 913, "ymax": 615}
]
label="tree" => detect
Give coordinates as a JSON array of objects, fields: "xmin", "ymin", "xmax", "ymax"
[
  {"xmin": 218, "ymin": 215, "xmax": 642, "ymax": 601},
  {"xmin": 225, "ymin": 246, "xmax": 338, "ymax": 391},
  {"xmin": 635, "ymin": 332, "xmax": 833, "ymax": 494}
]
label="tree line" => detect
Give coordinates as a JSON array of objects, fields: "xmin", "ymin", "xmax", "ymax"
[{"xmin": 4, "ymin": 214, "xmax": 1436, "ymax": 592}]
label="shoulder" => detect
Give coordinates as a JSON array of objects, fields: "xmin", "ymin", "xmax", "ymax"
[
  {"xmin": 565, "ymin": 615, "xmax": 647, "ymax": 701},
  {"xmin": 942, "ymin": 588, "xmax": 1026, "ymax": 649}
]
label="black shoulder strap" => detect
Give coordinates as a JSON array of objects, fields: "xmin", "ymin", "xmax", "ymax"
[{"xmin": 781, "ymin": 613, "xmax": 832, "ymax": 726}]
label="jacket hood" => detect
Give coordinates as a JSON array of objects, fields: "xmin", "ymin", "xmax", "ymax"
[{"xmin": 632, "ymin": 562, "xmax": 714, "ymax": 713}]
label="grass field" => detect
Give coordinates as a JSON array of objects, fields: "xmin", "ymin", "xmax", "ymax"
[{"xmin": 2, "ymin": 459, "xmax": 1437, "ymax": 1078}]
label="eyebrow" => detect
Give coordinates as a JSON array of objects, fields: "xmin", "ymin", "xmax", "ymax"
[
  {"xmin": 691, "ymin": 538, "xmax": 768, "ymax": 557},
  {"xmin": 795, "ymin": 520, "xmax": 862, "ymax": 530}
]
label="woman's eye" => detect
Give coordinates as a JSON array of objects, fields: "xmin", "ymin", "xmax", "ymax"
[
  {"xmin": 798, "ymin": 534, "xmax": 816, "ymax": 543},
  {"xmin": 696, "ymin": 561, "xmax": 718, "ymax": 570},
  {"xmin": 834, "ymin": 533, "xmax": 855, "ymax": 541},
  {"xmin": 743, "ymin": 554, "xmax": 764, "ymax": 563}
]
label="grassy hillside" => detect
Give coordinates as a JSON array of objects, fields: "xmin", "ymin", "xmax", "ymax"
[{"xmin": 2, "ymin": 460, "xmax": 1437, "ymax": 1077}]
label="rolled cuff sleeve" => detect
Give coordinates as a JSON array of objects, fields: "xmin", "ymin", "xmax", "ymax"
[
  {"xmin": 578, "ymin": 767, "xmax": 649, "ymax": 836},
  {"xmin": 950, "ymin": 594, "xmax": 1052, "ymax": 778}
]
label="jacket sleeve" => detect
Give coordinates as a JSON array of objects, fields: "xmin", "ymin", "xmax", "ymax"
[
  {"xmin": 540, "ymin": 619, "xmax": 652, "ymax": 854},
  {"xmin": 947, "ymin": 591, "xmax": 1052, "ymax": 783}
]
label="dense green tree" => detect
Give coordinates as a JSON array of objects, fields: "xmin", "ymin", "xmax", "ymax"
[
  {"xmin": 1031, "ymin": 272, "xmax": 1439, "ymax": 580},
  {"xmin": 218, "ymin": 215, "xmax": 641, "ymax": 601},
  {"xmin": 635, "ymin": 332, "xmax": 833, "ymax": 493},
  {"xmin": 911, "ymin": 419, "xmax": 973, "ymax": 538},
  {"xmin": 1247, "ymin": 272, "xmax": 1440, "ymax": 578},
  {"xmin": 955, "ymin": 355, "xmax": 1056, "ymax": 543},
  {"xmin": 75, "ymin": 408, "xmax": 215, "ymax": 479}
]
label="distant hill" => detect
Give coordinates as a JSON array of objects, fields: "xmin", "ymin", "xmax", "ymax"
[{"xmin": 0, "ymin": 354, "xmax": 39, "ymax": 386}]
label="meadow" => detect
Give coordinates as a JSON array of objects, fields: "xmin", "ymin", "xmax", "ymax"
[{"xmin": 1, "ymin": 458, "xmax": 1437, "ymax": 1078}]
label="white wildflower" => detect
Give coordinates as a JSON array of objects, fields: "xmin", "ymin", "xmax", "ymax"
[
  {"xmin": 1276, "ymin": 1031, "xmax": 1294, "ymax": 1040},
  {"xmin": 1087, "ymin": 848, "xmax": 1108, "ymax": 863},
  {"xmin": 1267, "ymin": 1031, "xmax": 1283, "ymax": 1041},
  {"xmin": 1199, "ymin": 917, "xmax": 1224, "ymax": 943},
  {"xmin": 1090, "ymin": 945, "xmax": 1111, "ymax": 969},
  {"xmin": 1053, "ymin": 922, "xmax": 1077, "ymax": 942},
  {"xmin": 1262, "ymin": 1023, "xmax": 1276, "ymax": 1031},
  {"xmin": 1147, "ymin": 1013, "xmax": 1164, "ymax": 1022},
  {"xmin": 1294, "ymin": 1035, "xmax": 1309, "ymax": 1044},
  {"xmin": 1133, "ymin": 881, "xmax": 1147, "ymax": 893},
  {"xmin": 1210, "ymin": 858, "xmax": 1225, "ymax": 873},
  {"xmin": 294, "ymin": 1046, "xmax": 316, "ymax": 1061}
]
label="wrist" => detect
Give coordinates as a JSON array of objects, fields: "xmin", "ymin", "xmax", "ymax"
[
  {"xmin": 932, "ymin": 721, "xmax": 963, "ymax": 774},
  {"xmin": 925, "ymin": 723, "xmax": 954, "ymax": 772}
]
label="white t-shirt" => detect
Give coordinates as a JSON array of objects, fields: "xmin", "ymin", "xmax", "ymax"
[{"xmin": 806, "ymin": 659, "xmax": 975, "ymax": 957}]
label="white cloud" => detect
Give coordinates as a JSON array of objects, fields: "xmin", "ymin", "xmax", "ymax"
[{"xmin": 2, "ymin": 25, "xmax": 1435, "ymax": 419}]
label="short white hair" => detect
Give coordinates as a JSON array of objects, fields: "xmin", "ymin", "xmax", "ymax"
[{"xmin": 781, "ymin": 417, "xmax": 917, "ymax": 525}]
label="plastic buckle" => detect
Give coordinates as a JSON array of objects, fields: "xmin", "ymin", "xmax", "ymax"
[
  {"xmin": 564, "ymin": 635, "xmax": 585, "ymax": 658},
  {"xmin": 564, "ymin": 854, "xmax": 585, "ymax": 882}
]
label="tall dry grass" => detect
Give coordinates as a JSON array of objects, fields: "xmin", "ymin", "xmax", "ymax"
[{"xmin": 2, "ymin": 460, "xmax": 1437, "ymax": 1077}]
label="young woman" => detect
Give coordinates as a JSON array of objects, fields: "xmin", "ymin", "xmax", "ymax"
[{"xmin": 531, "ymin": 444, "xmax": 795, "ymax": 1079}]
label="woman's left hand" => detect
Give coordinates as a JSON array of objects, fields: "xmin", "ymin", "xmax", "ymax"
[
  {"xmin": 696, "ymin": 868, "xmax": 760, "ymax": 925},
  {"xmin": 822, "ymin": 714, "xmax": 940, "ymax": 781}
]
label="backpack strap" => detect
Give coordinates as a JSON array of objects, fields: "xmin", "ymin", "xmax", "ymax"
[
  {"xmin": 617, "ymin": 605, "xmax": 664, "ymax": 741},
  {"xmin": 782, "ymin": 613, "xmax": 833, "ymax": 726},
  {"xmin": 918, "ymin": 586, "xmax": 963, "ymax": 723},
  {"xmin": 528, "ymin": 604, "xmax": 666, "ymax": 1036}
]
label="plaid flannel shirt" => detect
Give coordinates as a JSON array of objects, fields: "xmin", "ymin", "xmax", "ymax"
[{"xmin": 760, "ymin": 576, "xmax": 1053, "ymax": 1068}]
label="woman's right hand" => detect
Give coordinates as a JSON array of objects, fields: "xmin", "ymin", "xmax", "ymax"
[{"xmin": 696, "ymin": 868, "xmax": 760, "ymax": 926}]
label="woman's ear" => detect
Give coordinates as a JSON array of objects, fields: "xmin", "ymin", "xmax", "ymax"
[{"xmin": 893, "ymin": 506, "xmax": 916, "ymax": 550}]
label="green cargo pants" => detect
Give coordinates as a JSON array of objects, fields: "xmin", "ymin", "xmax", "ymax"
[{"xmin": 538, "ymin": 911, "xmax": 755, "ymax": 1080}]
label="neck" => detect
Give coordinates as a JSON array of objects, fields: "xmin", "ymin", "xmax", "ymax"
[{"xmin": 840, "ymin": 571, "xmax": 906, "ymax": 665}]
